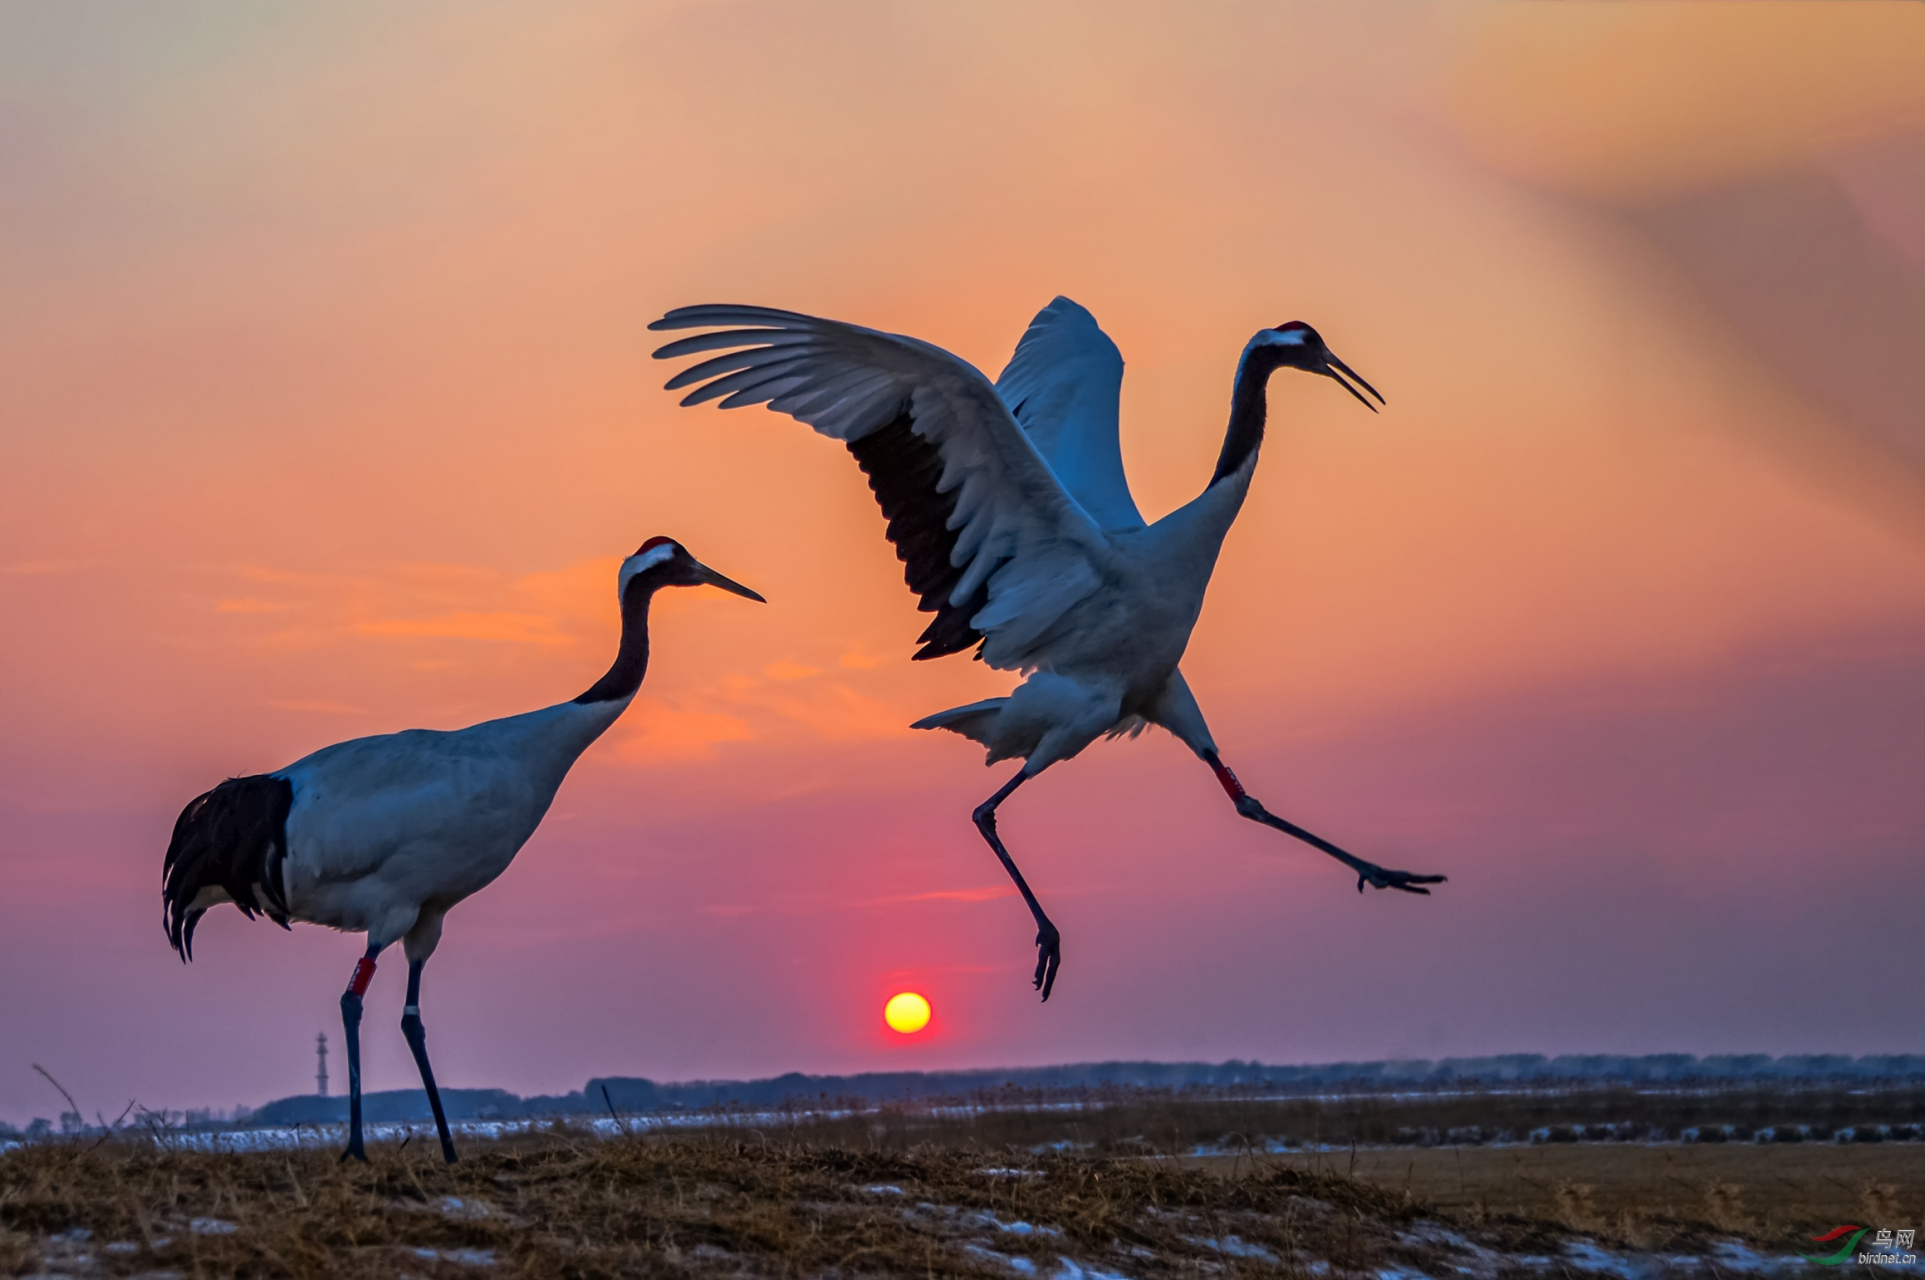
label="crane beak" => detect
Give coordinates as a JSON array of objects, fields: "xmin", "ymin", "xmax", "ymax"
[
  {"xmin": 1321, "ymin": 350, "xmax": 1385, "ymax": 413},
  {"xmin": 692, "ymin": 562, "xmax": 767, "ymax": 603}
]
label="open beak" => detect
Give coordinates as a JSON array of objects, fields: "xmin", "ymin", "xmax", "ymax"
[
  {"xmin": 692, "ymin": 561, "xmax": 766, "ymax": 603},
  {"xmin": 1321, "ymin": 350, "xmax": 1385, "ymax": 413}
]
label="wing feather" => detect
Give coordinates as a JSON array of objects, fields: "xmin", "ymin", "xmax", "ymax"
[
  {"xmin": 651, "ymin": 305, "xmax": 1111, "ymax": 667},
  {"xmin": 995, "ymin": 297, "xmax": 1145, "ymax": 531}
]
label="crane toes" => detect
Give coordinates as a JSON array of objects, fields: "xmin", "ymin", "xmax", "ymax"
[
  {"xmin": 1033, "ymin": 924, "xmax": 1062, "ymax": 1002},
  {"xmin": 1358, "ymin": 867, "xmax": 1448, "ymax": 895}
]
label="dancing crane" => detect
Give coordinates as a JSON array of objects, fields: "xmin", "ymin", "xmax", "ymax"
[
  {"xmin": 162, "ymin": 538, "xmax": 763, "ymax": 1162},
  {"xmin": 650, "ymin": 298, "xmax": 1445, "ymax": 1000}
]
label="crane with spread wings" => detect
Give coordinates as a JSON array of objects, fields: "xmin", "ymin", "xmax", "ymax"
[{"xmin": 651, "ymin": 297, "xmax": 1445, "ymax": 1000}]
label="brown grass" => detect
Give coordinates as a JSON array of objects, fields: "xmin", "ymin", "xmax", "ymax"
[
  {"xmin": 2, "ymin": 1129, "xmax": 1456, "ymax": 1278},
  {"xmin": 4, "ymin": 1091, "xmax": 1922, "ymax": 1277},
  {"xmin": 1193, "ymin": 1141, "xmax": 1925, "ymax": 1250}
]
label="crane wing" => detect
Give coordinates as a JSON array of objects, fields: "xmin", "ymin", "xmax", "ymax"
[
  {"xmin": 650, "ymin": 304, "xmax": 1111, "ymax": 668},
  {"xmin": 995, "ymin": 297, "xmax": 1146, "ymax": 532}
]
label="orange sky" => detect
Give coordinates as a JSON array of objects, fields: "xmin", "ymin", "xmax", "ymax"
[{"xmin": 3, "ymin": 3, "xmax": 1924, "ymax": 1122}]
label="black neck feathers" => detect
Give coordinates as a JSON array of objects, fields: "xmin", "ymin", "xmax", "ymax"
[
  {"xmin": 1211, "ymin": 345, "xmax": 1288, "ymax": 484},
  {"xmin": 573, "ymin": 571, "xmax": 661, "ymax": 704}
]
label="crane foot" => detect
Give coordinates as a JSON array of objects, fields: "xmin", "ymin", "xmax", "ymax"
[
  {"xmin": 1229, "ymin": 791, "xmax": 1447, "ymax": 895},
  {"xmin": 1354, "ymin": 864, "xmax": 1448, "ymax": 895},
  {"xmin": 1033, "ymin": 924, "xmax": 1061, "ymax": 1002}
]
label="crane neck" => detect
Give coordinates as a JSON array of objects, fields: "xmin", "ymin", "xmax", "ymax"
[
  {"xmin": 573, "ymin": 574, "xmax": 661, "ymax": 704},
  {"xmin": 1211, "ymin": 344, "xmax": 1289, "ymax": 485}
]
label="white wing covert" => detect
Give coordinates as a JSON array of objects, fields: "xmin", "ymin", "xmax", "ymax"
[
  {"xmin": 650, "ymin": 305, "xmax": 1111, "ymax": 669},
  {"xmin": 995, "ymin": 297, "xmax": 1145, "ymax": 532}
]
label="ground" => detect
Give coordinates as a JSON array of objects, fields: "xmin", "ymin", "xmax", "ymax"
[{"xmin": 4, "ymin": 1091, "xmax": 1922, "ymax": 1277}]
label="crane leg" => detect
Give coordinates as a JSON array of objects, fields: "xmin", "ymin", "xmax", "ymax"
[
  {"xmin": 973, "ymin": 770, "xmax": 1062, "ymax": 1001},
  {"xmin": 400, "ymin": 959, "xmax": 458, "ymax": 1164},
  {"xmin": 339, "ymin": 942, "xmax": 383, "ymax": 1163},
  {"xmin": 1203, "ymin": 750, "xmax": 1447, "ymax": 895}
]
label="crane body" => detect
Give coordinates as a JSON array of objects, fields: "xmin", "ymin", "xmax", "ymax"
[
  {"xmin": 911, "ymin": 476, "xmax": 1242, "ymax": 772},
  {"xmin": 274, "ymin": 704, "xmax": 617, "ymax": 944}
]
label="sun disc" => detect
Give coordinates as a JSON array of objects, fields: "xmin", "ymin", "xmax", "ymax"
[{"xmin": 884, "ymin": 991, "xmax": 931, "ymax": 1034}]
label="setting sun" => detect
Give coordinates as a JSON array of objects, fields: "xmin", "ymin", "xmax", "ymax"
[{"xmin": 884, "ymin": 992, "xmax": 932, "ymax": 1035}]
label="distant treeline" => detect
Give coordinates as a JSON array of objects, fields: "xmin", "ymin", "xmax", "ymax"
[{"xmin": 247, "ymin": 1054, "xmax": 1925, "ymax": 1127}]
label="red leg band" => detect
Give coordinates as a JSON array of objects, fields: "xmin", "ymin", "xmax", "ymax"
[
  {"xmin": 347, "ymin": 956, "xmax": 377, "ymax": 997},
  {"xmin": 1212, "ymin": 758, "xmax": 1247, "ymax": 802}
]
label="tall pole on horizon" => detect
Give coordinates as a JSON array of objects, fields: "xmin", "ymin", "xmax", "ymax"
[{"xmin": 316, "ymin": 1032, "xmax": 329, "ymax": 1098}]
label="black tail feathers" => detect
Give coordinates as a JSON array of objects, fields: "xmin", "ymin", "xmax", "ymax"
[{"xmin": 162, "ymin": 774, "xmax": 295, "ymax": 961}]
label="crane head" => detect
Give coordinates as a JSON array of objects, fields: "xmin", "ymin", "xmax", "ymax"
[
  {"xmin": 1250, "ymin": 322, "xmax": 1385, "ymax": 412},
  {"xmin": 619, "ymin": 537, "xmax": 766, "ymax": 603}
]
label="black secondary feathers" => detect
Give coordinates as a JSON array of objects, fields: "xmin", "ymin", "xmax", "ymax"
[
  {"xmin": 161, "ymin": 773, "xmax": 294, "ymax": 961},
  {"xmin": 847, "ymin": 407, "xmax": 990, "ymax": 661}
]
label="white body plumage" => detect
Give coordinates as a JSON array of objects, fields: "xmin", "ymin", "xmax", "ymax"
[{"xmin": 276, "ymin": 698, "xmax": 626, "ymax": 951}]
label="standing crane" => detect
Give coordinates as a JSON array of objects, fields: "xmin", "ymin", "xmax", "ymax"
[
  {"xmin": 162, "ymin": 538, "xmax": 763, "ymax": 1162},
  {"xmin": 651, "ymin": 298, "xmax": 1445, "ymax": 1000}
]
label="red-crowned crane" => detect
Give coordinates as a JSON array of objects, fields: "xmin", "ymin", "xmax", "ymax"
[
  {"xmin": 161, "ymin": 538, "xmax": 763, "ymax": 1163},
  {"xmin": 650, "ymin": 299, "xmax": 1445, "ymax": 1001}
]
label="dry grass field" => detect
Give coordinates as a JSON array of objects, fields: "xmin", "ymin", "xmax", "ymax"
[
  {"xmin": 3, "ymin": 1133, "xmax": 1477, "ymax": 1279},
  {"xmin": 4, "ymin": 1087, "xmax": 1922, "ymax": 1277},
  {"xmin": 1206, "ymin": 1143, "xmax": 1925, "ymax": 1245}
]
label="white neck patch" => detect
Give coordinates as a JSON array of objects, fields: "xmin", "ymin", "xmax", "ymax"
[
  {"xmin": 1240, "ymin": 329, "xmax": 1308, "ymax": 370},
  {"xmin": 619, "ymin": 542, "xmax": 677, "ymax": 596}
]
